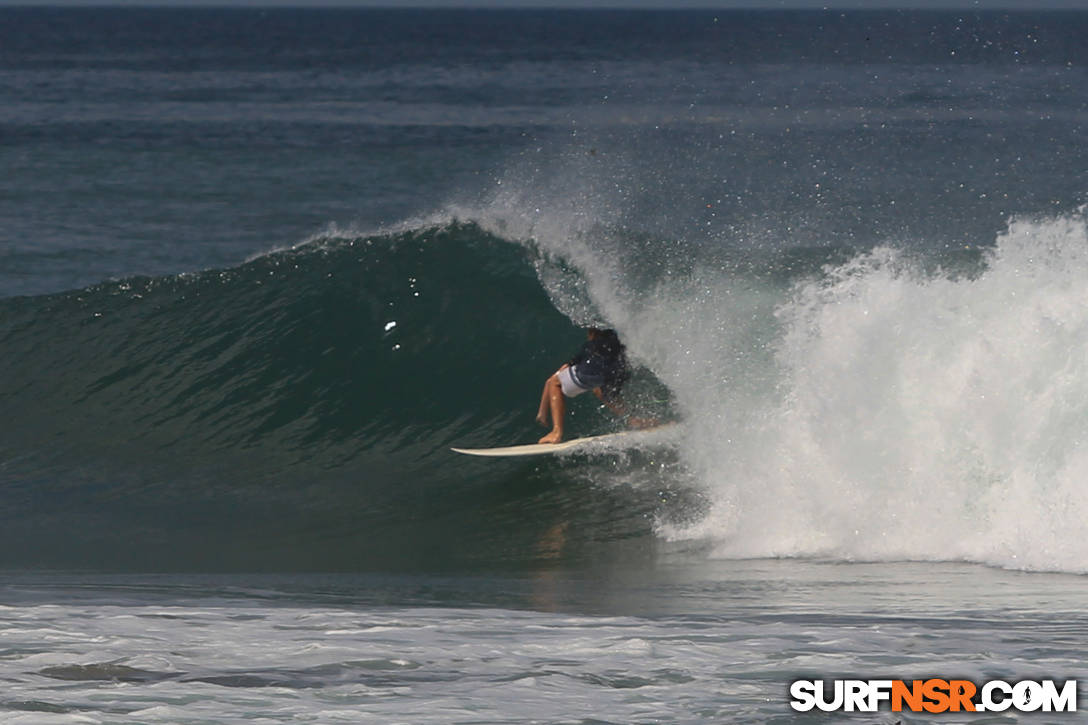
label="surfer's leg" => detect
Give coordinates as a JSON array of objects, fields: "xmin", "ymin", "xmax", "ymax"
[
  {"xmin": 536, "ymin": 375, "xmax": 552, "ymax": 427},
  {"xmin": 538, "ymin": 373, "xmax": 566, "ymax": 444},
  {"xmin": 537, "ymin": 364, "xmax": 570, "ymax": 427}
]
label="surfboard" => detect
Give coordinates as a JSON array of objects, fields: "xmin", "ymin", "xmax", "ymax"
[{"xmin": 451, "ymin": 423, "xmax": 677, "ymax": 458}]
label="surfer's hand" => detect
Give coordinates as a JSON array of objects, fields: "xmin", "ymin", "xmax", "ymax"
[{"xmin": 627, "ymin": 416, "xmax": 659, "ymax": 430}]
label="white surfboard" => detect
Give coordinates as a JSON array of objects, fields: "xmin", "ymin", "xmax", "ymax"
[{"xmin": 451, "ymin": 423, "xmax": 677, "ymax": 458}]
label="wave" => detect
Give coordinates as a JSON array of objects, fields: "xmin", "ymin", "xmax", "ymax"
[{"xmin": 4, "ymin": 207, "xmax": 1088, "ymax": 575}]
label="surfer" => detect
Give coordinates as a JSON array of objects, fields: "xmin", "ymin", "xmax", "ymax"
[{"xmin": 535, "ymin": 327, "xmax": 654, "ymax": 444}]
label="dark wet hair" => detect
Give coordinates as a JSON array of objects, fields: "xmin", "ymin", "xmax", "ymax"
[
  {"xmin": 589, "ymin": 328, "xmax": 628, "ymax": 399},
  {"xmin": 587, "ymin": 327, "xmax": 622, "ymax": 350}
]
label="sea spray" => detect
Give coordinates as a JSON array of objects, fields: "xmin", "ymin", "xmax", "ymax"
[{"xmin": 658, "ymin": 211, "xmax": 1088, "ymax": 573}]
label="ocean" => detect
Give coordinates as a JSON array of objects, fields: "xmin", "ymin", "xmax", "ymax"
[{"xmin": 1, "ymin": 7, "xmax": 1087, "ymax": 723}]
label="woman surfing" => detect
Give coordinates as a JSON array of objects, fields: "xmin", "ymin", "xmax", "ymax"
[{"xmin": 536, "ymin": 327, "xmax": 656, "ymax": 444}]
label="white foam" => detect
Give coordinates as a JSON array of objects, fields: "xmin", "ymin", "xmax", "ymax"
[{"xmin": 656, "ymin": 210, "xmax": 1088, "ymax": 573}]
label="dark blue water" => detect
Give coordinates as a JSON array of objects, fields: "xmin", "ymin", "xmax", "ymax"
[
  {"xmin": 2, "ymin": 8, "xmax": 1087, "ymax": 573},
  {"xmin": 4, "ymin": 9, "xmax": 1086, "ymax": 298}
]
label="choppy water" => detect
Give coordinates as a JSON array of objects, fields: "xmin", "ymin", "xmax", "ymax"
[
  {"xmin": 4, "ymin": 562, "xmax": 1086, "ymax": 724},
  {"xmin": 2, "ymin": 7, "xmax": 1087, "ymax": 723}
]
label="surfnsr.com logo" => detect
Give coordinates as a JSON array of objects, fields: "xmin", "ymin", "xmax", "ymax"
[{"xmin": 789, "ymin": 679, "xmax": 1077, "ymax": 714}]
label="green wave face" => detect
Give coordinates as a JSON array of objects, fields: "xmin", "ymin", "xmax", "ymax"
[{"xmin": 0, "ymin": 222, "xmax": 689, "ymax": 572}]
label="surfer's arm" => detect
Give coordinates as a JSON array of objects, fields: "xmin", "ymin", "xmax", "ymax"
[
  {"xmin": 593, "ymin": 387, "xmax": 626, "ymax": 416},
  {"xmin": 594, "ymin": 389, "xmax": 659, "ymax": 430}
]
